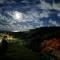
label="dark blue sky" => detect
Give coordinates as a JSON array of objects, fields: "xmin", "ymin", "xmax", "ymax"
[{"xmin": 0, "ymin": 0, "xmax": 60, "ymax": 32}]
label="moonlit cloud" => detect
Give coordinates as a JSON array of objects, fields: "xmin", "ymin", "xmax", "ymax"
[
  {"xmin": 21, "ymin": 0, "xmax": 30, "ymax": 3},
  {"xmin": 0, "ymin": 0, "xmax": 5, "ymax": 4},
  {"xmin": 0, "ymin": 9, "xmax": 41, "ymax": 31},
  {"xmin": 49, "ymin": 19, "xmax": 60, "ymax": 26},
  {"xmin": 8, "ymin": 11, "xmax": 24, "ymax": 21},
  {"xmin": 0, "ymin": 0, "xmax": 60, "ymax": 32},
  {"xmin": 0, "ymin": 0, "xmax": 16, "ymax": 4},
  {"xmin": 40, "ymin": 0, "xmax": 52, "ymax": 9},
  {"xmin": 39, "ymin": 0, "xmax": 60, "ymax": 11},
  {"xmin": 57, "ymin": 13, "xmax": 60, "ymax": 17},
  {"xmin": 53, "ymin": 3, "xmax": 60, "ymax": 11},
  {"xmin": 40, "ymin": 10, "xmax": 49, "ymax": 18},
  {"xmin": 14, "ymin": 11, "xmax": 23, "ymax": 20}
]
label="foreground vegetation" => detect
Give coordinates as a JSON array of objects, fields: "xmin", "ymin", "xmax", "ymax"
[{"xmin": 0, "ymin": 27, "xmax": 60, "ymax": 60}]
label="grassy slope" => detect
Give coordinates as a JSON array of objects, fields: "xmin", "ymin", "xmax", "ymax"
[{"xmin": 0, "ymin": 40, "xmax": 40, "ymax": 60}]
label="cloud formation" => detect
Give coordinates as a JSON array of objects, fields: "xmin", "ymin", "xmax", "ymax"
[
  {"xmin": 39, "ymin": 0, "xmax": 60, "ymax": 11},
  {"xmin": 49, "ymin": 19, "xmax": 60, "ymax": 26},
  {"xmin": 0, "ymin": 0, "xmax": 60, "ymax": 32},
  {"xmin": 57, "ymin": 13, "xmax": 60, "ymax": 17}
]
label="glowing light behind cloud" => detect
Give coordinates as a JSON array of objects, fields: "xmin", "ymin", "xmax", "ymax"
[
  {"xmin": 0, "ymin": 0, "xmax": 60, "ymax": 32},
  {"xmin": 12, "ymin": 11, "xmax": 24, "ymax": 20}
]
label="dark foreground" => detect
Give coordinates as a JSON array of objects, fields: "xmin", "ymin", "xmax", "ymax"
[
  {"xmin": 0, "ymin": 42, "xmax": 40, "ymax": 60},
  {"xmin": 0, "ymin": 42, "xmax": 59, "ymax": 60}
]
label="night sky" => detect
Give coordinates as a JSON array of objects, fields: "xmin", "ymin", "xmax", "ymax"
[{"xmin": 0, "ymin": 0, "xmax": 60, "ymax": 32}]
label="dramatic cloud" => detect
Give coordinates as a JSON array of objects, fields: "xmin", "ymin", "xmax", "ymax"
[
  {"xmin": 0, "ymin": 0, "xmax": 60, "ymax": 32},
  {"xmin": 0, "ymin": 9, "xmax": 41, "ymax": 31}
]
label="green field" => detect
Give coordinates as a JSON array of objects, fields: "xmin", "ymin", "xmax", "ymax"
[{"xmin": 0, "ymin": 38, "xmax": 40, "ymax": 60}]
